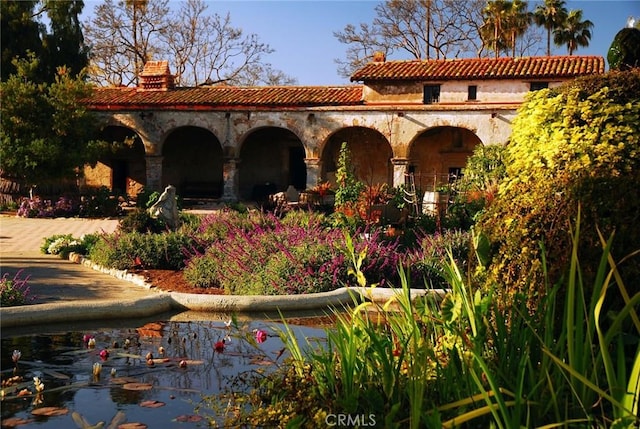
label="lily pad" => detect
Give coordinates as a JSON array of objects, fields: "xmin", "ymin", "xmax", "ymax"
[
  {"xmin": 31, "ymin": 406, "xmax": 69, "ymax": 416},
  {"xmin": 140, "ymin": 400, "xmax": 165, "ymax": 408},
  {"xmin": 0, "ymin": 417, "xmax": 34, "ymax": 427},
  {"xmin": 118, "ymin": 423, "xmax": 147, "ymax": 429},
  {"xmin": 177, "ymin": 359, "xmax": 203, "ymax": 365},
  {"xmin": 175, "ymin": 415, "xmax": 203, "ymax": 422},
  {"xmin": 122, "ymin": 382, "xmax": 153, "ymax": 391},
  {"xmin": 110, "ymin": 377, "xmax": 138, "ymax": 385}
]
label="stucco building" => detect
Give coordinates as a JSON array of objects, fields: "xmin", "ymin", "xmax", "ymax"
[{"xmin": 83, "ymin": 55, "xmax": 604, "ymax": 202}]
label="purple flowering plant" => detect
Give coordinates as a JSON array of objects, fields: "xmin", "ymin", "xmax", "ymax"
[{"xmin": 0, "ymin": 270, "xmax": 35, "ymax": 306}]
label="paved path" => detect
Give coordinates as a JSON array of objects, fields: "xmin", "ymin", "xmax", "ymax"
[{"xmin": 0, "ymin": 215, "xmax": 157, "ymax": 304}]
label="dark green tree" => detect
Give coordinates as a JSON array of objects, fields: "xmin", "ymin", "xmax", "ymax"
[
  {"xmin": 1, "ymin": 0, "xmax": 88, "ymax": 83},
  {"xmin": 0, "ymin": 55, "xmax": 108, "ymax": 190},
  {"xmin": 40, "ymin": 0, "xmax": 89, "ymax": 80},
  {"xmin": 607, "ymin": 25, "xmax": 640, "ymax": 71},
  {"xmin": 0, "ymin": 0, "xmax": 43, "ymax": 81}
]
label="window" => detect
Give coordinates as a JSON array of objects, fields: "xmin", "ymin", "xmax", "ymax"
[
  {"xmin": 423, "ymin": 85, "xmax": 441, "ymax": 104},
  {"xmin": 467, "ymin": 85, "xmax": 477, "ymax": 101},
  {"xmin": 530, "ymin": 82, "xmax": 549, "ymax": 91},
  {"xmin": 448, "ymin": 167, "xmax": 463, "ymax": 183}
]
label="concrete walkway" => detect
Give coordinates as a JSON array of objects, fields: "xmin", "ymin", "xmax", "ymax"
[
  {"xmin": 0, "ymin": 215, "xmax": 156, "ymax": 304},
  {"xmin": 0, "ymin": 214, "xmax": 442, "ymax": 329}
]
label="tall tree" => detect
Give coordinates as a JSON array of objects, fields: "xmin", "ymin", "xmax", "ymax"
[
  {"xmin": 0, "ymin": 55, "xmax": 108, "ymax": 188},
  {"xmin": 533, "ymin": 0, "xmax": 568, "ymax": 56},
  {"xmin": 83, "ymin": 0, "xmax": 294, "ymax": 87},
  {"xmin": 0, "ymin": 1, "xmax": 43, "ymax": 81},
  {"xmin": 83, "ymin": 0, "xmax": 170, "ymax": 86},
  {"xmin": 553, "ymin": 9, "xmax": 593, "ymax": 55},
  {"xmin": 161, "ymin": 0, "xmax": 295, "ymax": 86},
  {"xmin": 1, "ymin": 0, "xmax": 89, "ymax": 83},
  {"xmin": 504, "ymin": 0, "xmax": 532, "ymax": 57},
  {"xmin": 481, "ymin": 0, "xmax": 511, "ymax": 58},
  {"xmin": 334, "ymin": 0, "xmax": 486, "ymax": 79},
  {"xmin": 40, "ymin": 1, "xmax": 89, "ymax": 79}
]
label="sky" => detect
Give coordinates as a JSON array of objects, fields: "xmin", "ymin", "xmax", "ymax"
[{"xmin": 84, "ymin": 0, "xmax": 640, "ymax": 86}]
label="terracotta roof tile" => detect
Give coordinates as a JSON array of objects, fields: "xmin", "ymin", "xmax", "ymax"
[
  {"xmin": 350, "ymin": 56, "xmax": 605, "ymax": 82},
  {"xmin": 85, "ymin": 85, "xmax": 364, "ymax": 109}
]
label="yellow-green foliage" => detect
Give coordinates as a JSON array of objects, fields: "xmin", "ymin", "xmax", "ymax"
[{"xmin": 479, "ymin": 69, "xmax": 640, "ymax": 310}]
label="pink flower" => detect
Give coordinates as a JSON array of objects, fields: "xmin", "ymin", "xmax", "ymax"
[
  {"xmin": 99, "ymin": 349, "xmax": 109, "ymax": 360},
  {"xmin": 255, "ymin": 329, "xmax": 267, "ymax": 344}
]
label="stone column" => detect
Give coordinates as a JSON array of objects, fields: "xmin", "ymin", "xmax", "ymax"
[
  {"xmin": 145, "ymin": 155, "xmax": 164, "ymax": 192},
  {"xmin": 222, "ymin": 158, "xmax": 240, "ymax": 201},
  {"xmin": 391, "ymin": 157, "xmax": 410, "ymax": 188},
  {"xmin": 305, "ymin": 158, "xmax": 321, "ymax": 190}
]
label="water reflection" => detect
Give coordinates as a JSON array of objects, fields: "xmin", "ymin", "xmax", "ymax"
[{"xmin": 1, "ymin": 310, "xmax": 332, "ymax": 428}]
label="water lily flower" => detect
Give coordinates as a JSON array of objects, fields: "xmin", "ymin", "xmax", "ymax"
[
  {"xmin": 158, "ymin": 346, "xmax": 165, "ymax": 356},
  {"xmin": 87, "ymin": 338, "xmax": 96, "ymax": 348},
  {"xmin": 92, "ymin": 362, "xmax": 102, "ymax": 377},
  {"xmin": 33, "ymin": 377, "xmax": 45, "ymax": 392},
  {"xmin": 145, "ymin": 352, "xmax": 153, "ymax": 361},
  {"xmin": 82, "ymin": 334, "xmax": 92, "ymax": 344},
  {"xmin": 254, "ymin": 329, "xmax": 268, "ymax": 344},
  {"xmin": 12, "ymin": 350, "xmax": 21, "ymax": 365},
  {"xmin": 124, "ymin": 338, "xmax": 131, "ymax": 349},
  {"xmin": 214, "ymin": 340, "xmax": 225, "ymax": 353},
  {"xmin": 179, "ymin": 360, "xmax": 187, "ymax": 368},
  {"xmin": 99, "ymin": 349, "xmax": 109, "ymax": 360},
  {"xmin": 110, "ymin": 368, "xmax": 117, "ymax": 377}
]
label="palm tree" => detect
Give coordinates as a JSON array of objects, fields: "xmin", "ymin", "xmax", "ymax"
[
  {"xmin": 554, "ymin": 9, "xmax": 593, "ymax": 55},
  {"xmin": 533, "ymin": 0, "xmax": 568, "ymax": 56},
  {"xmin": 481, "ymin": 0, "xmax": 511, "ymax": 58},
  {"xmin": 504, "ymin": 0, "xmax": 532, "ymax": 57}
]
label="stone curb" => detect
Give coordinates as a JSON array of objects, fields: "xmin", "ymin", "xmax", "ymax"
[{"xmin": 0, "ymin": 253, "xmax": 448, "ymax": 328}]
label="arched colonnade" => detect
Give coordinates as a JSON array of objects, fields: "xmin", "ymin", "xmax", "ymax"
[{"xmin": 85, "ymin": 108, "xmax": 514, "ymax": 202}]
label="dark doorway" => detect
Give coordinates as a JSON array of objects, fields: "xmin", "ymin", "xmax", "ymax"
[
  {"xmin": 289, "ymin": 147, "xmax": 307, "ymax": 190},
  {"xmin": 112, "ymin": 160, "xmax": 128, "ymax": 194}
]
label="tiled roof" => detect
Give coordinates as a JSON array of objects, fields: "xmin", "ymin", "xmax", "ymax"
[
  {"xmin": 85, "ymin": 85, "xmax": 364, "ymax": 110},
  {"xmin": 350, "ymin": 56, "xmax": 605, "ymax": 82}
]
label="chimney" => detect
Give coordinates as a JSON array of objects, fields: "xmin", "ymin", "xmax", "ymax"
[
  {"xmin": 138, "ymin": 61, "xmax": 175, "ymax": 91},
  {"xmin": 372, "ymin": 51, "xmax": 386, "ymax": 63}
]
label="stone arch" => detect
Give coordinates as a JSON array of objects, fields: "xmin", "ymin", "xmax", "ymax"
[
  {"xmin": 321, "ymin": 126, "xmax": 393, "ymax": 187},
  {"xmin": 162, "ymin": 126, "xmax": 223, "ymax": 199},
  {"xmin": 238, "ymin": 127, "xmax": 306, "ymax": 201},
  {"xmin": 84, "ymin": 126, "xmax": 146, "ymax": 197},
  {"xmin": 407, "ymin": 126, "xmax": 482, "ymax": 192}
]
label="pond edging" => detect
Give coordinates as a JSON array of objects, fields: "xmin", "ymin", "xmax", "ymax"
[{"xmin": 0, "ymin": 253, "xmax": 449, "ymax": 328}]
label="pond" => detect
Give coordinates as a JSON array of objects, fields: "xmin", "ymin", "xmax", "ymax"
[{"xmin": 1, "ymin": 311, "xmax": 333, "ymax": 428}]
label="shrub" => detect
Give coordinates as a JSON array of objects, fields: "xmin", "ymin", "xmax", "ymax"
[
  {"xmin": 477, "ymin": 69, "xmax": 640, "ymax": 310},
  {"xmin": 184, "ymin": 211, "xmax": 403, "ymax": 294},
  {"xmin": 78, "ymin": 186, "xmax": 121, "ymax": 218},
  {"xmin": 89, "ymin": 231, "xmax": 193, "ymax": 270},
  {"xmin": 1, "ymin": 271, "xmax": 34, "ymax": 306},
  {"xmin": 119, "ymin": 208, "xmax": 166, "ymax": 233},
  {"xmin": 41, "ymin": 233, "xmax": 101, "ymax": 258}
]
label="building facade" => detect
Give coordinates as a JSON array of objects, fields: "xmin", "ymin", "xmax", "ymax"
[{"xmin": 83, "ymin": 55, "xmax": 604, "ymax": 201}]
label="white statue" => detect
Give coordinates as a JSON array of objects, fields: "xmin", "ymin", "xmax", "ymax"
[{"xmin": 149, "ymin": 185, "xmax": 179, "ymax": 229}]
